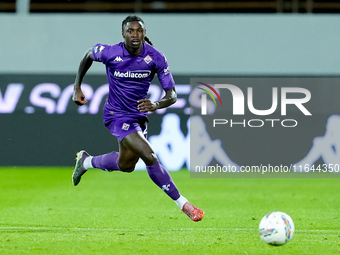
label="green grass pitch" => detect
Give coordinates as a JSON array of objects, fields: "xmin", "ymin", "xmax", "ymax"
[{"xmin": 0, "ymin": 167, "xmax": 339, "ymax": 254}]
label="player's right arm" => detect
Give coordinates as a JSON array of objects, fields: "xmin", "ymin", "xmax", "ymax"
[{"xmin": 72, "ymin": 47, "xmax": 94, "ymax": 105}]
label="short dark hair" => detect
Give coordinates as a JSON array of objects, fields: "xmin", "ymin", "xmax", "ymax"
[{"xmin": 122, "ymin": 15, "xmax": 153, "ymax": 46}]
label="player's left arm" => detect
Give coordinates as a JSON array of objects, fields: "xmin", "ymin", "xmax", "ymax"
[{"xmin": 137, "ymin": 88, "xmax": 177, "ymax": 112}]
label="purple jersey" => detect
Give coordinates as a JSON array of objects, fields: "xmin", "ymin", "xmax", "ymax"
[{"xmin": 92, "ymin": 42, "xmax": 175, "ymax": 123}]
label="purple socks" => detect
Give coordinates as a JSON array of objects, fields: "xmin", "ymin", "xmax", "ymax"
[
  {"xmin": 91, "ymin": 153, "xmax": 180, "ymax": 200},
  {"xmin": 146, "ymin": 162, "xmax": 180, "ymax": 200},
  {"xmin": 92, "ymin": 152, "xmax": 121, "ymax": 172}
]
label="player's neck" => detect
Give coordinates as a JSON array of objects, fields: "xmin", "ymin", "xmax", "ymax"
[{"xmin": 124, "ymin": 43, "xmax": 143, "ymax": 56}]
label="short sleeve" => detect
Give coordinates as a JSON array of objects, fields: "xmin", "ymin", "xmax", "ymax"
[
  {"xmin": 92, "ymin": 43, "xmax": 110, "ymax": 64},
  {"xmin": 155, "ymin": 52, "xmax": 175, "ymax": 91}
]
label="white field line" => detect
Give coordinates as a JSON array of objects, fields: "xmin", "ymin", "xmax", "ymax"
[
  {"xmin": 0, "ymin": 227, "xmax": 251, "ymax": 231},
  {"xmin": 0, "ymin": 226, "xmax": 338, "ymax": 233}
]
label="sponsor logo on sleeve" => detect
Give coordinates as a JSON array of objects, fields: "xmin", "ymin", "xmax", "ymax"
[
  {"xmin": 164, "ymin": 66, "xmax": 170, "ymax": 75},
  {"xmin": 99, "ymin": 46, "xmax": 105, "ymax": 53},
  {"xmin": 94, "ymin": 45, "xmax": 105, "ymax": 53}
]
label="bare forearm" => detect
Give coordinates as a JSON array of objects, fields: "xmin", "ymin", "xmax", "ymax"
[
  {"xmin": 74, "ymin": 48, "xmax": 93, "ymax": 88},
  {"xmin": 137, "ymin": 88, "xmax": 177, "ymax": 112},
  {"xmin": 73, "ymin": 48, "xmax": 93, "ymax": 105},
  {"xmin": 154, "ymin": 93, "xmax": 177, "ymax": 110}
]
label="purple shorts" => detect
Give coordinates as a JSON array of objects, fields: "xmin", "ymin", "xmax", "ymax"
[{"xmin": 105, "ymin": 115, "xmax": 148, "ymax": 141}]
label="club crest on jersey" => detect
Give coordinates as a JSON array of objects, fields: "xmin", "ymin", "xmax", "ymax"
[
  {"xmin": 144, "ymin": 55, "xmax": 153, "ymax": 64},
  {"xmin": 122, "ymin": 123, "xmax": 130, "ymax": 130},
  {"xmin": 113, "ymin": 56, "xmax": 123, "ymax": 62}
]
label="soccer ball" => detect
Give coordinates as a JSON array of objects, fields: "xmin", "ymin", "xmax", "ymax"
[{"xmin": 259, "ymin": 211, "xmax": 294, "ymax": 245}]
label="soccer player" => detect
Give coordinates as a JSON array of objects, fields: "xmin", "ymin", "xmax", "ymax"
[{"xmin": 71, "ymin": 15, "xmax": 204, "ymax": 221}]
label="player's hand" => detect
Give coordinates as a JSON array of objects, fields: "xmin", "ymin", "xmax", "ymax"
[
  {"xmin": 72, "ymin": 87, "xmax": 87, "ymax": 106},
  {"xmin": 137, "ymin": 99, "xmax": 158, "ymax": 112}
]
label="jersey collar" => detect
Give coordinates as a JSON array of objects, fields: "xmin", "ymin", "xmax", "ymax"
[{"xmin": 122, "ymin": 42, "xmax": 146, "ymax": 57}]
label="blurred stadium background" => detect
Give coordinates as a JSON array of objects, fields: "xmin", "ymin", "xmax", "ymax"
[
  {"xmin": 5, "ymin": 0, "xmax": 340, "ymax": 13},
  {"xmin": 1, "ymin": 0, "xmax": 340, "ymax": 169},
  {"xmin": 1, "ymin": 2, "xmax": 340, "ymax": 255}
]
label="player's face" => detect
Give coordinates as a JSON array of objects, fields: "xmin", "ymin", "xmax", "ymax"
[{"xmin": 122, "ymin": 21, "xmax": 146, "ymax": 54}]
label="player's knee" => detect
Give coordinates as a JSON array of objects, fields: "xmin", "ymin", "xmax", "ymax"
[
  {"xmin": 119, "ymin": 161, "xmax": 137, "ymax": 173},
  {"xmin": 119, "ymin": 165, "xmax": 135, "ymax": 173},
  {"xmin": 143, "ymin": 153, "xmax": 158, "ymax": 166},
  {"xmin": 121, "ymin": 167, "xmax": 135, "ymax": 173}
]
